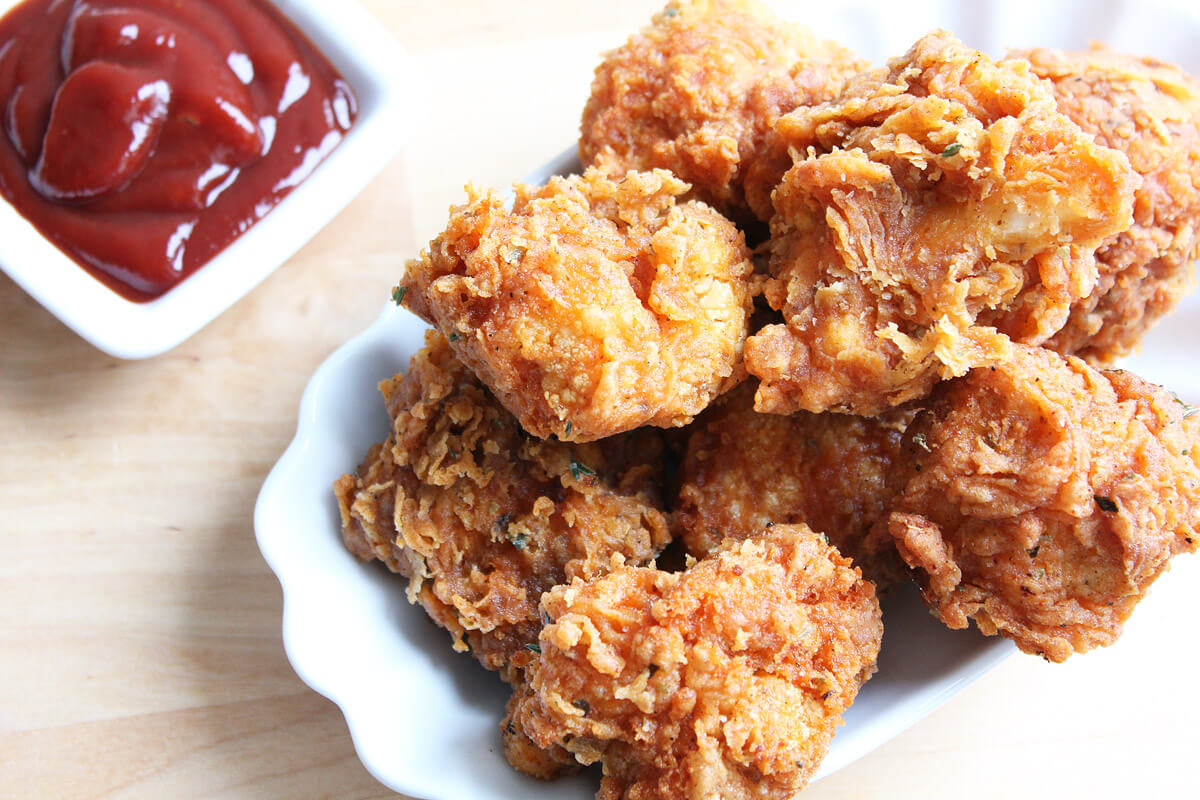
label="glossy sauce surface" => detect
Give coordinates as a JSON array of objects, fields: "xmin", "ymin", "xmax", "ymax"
[{"xmin": 0, "ymin": 0, "xmax": 357, "ymax": 300}]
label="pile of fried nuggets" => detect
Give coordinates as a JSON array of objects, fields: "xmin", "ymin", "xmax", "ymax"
[{"xmin": 334, "ymin": 1, "xmax": 1200, "ymax": 797}]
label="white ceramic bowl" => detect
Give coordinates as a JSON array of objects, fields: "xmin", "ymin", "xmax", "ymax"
[
  {"xmin": 255, "ymin": 1, "xmax": 1200, "ymax": 797},
  {"xmin": 0, "ymin": 0, "xmax": 407, "ymax": 359}
]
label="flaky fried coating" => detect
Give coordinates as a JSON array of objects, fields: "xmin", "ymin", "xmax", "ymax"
[
  {"xmin": 746, "ymin": 31, "xmax": 1138, "ymax": 416},
  {"xmin": 676, "ymin": 383, "xmax": 908, "ymax": 590},
  {"xmin": 399, "ymin": 167, "xmax": 754, "ymax": 443},
  {"xmin": 510, "ymin": 525, "xmax": 882, "ymax": 800},
  {"xmin": 882, "ymin": 343, "xmax": 1200, "ymax": 662},
  {"xmin": 1020, "ymin": 46, "xmax": 1200, "ymax": 362},
  {"xmin": 580, "ymin": 0, "xmax": 865, "ymax": 223},
  {"xmin": 502, "ymin": 679, "xmax": 580, "ymax": 781},
  {"xmin": 334, "ymin": 332, "xmax": 672, "ymax": 682}
]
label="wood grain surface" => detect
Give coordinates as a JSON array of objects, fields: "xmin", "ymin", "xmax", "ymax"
[{"xmin": 1, "ymin": 1, "xmax": 1197, "ymax": 797}]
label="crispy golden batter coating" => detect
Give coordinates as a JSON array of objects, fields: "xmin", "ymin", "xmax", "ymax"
[
  {"xmin": 746, "ymin": 31, "xmax": 1138, "ymax": 416},
  {"xmin": 1021, "ymin": 47, "xmax": 1200, "ymax": 362},
  {"xmin": 511, "ymin": 525, "xmax": 882, "ymax": 799},
  {"xmin": 334, "ymin": 332, "xmax": 672, "ymax": 681},
  {"xmin": 400, "ymin": 167, "xmax": 754, "ymax": 443},
  {"xmin": 502, "ymin": 680, "xmax": 580, "ymax": 781},
  {"xmin": 676, "ymin": 383, "xmax": 908, "ymax": 590},
  {"xmin": 580, "ymin": 0, "xmax": 865, "ymax": 222},
  {"xmin": 883, "ymin": 344, "xmax": 1200, "ymax": 662}
]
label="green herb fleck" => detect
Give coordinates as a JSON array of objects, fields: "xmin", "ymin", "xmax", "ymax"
[
  {"xmin": 1095, "ymin": 495, "xmax": 1118, "ymax": 513},
  {"xmin": 941, "ymin": 142, "xmax": 963, "ymax": 158},
  {"xmin": 569, "ymin": 458, "xmax": 596, "ymax": 480},
  {"xmin": 502, "ymin": 246, "xmax": 527, "ymax": 265},
  {"xmin": 495, "ymin": 513, "xmax": 527, "ymax": 549},
  {"xmin": 1170, "ymin": 392, "xmax": 1199, "ymax": 419},
  {"xmin": 448, "ymin": 332, "xmax": 461, "ymax": 342},
  {"xmin": 564, "ymin": 420, "xmax": 573, "ymax": 439},
  {"xmin": 524, "ymin": 643, "xmax": 541, "ymax": 654},
  {"xmin": 913, "ymin": 432, "xmax": 931, "ymax": 452},
  {"xmin": 1028, "ymin": 533, "xmax": 1051, "ymax": 559},
  {"xmin": 391, "ymin": 285, "xmax": 407, "ymax": 305},
  {"xmin": 664, "ymin": 6, "xmax": 679, "ymax": 17},
  {"xmin": 1032, "ymin": 567, "xmax": 1046, "ymax": 580}
]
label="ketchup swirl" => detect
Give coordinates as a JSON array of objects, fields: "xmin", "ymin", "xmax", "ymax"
[{"xmin": 0, "ymin": 0, "xmax": 357, "ymax": 300}]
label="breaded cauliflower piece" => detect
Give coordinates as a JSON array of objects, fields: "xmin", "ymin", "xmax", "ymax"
[
  {"xmin": 883, "ymin": 343, "xmax": 1200, "ymax": 662},
  {"xmin": 501, "ymin": 679, "xmax": 580, "ymax": 781},
  {"xmin": 1020, "ymin": 47, "xmax": 1200, "ymax": 362},
  {"xmin": 334, "ymin": 333, "xmax": 672, "ymax": 682},
  {"xmin": 399, "ymin": 167, "xmax": 754, "ymax": 442},
  {"xmin": 581, "ymin": 0, "xmax": 866, "ymax": 223},
  {"xmin": 676, "ymin": 383, "xmax": 909, "ymax": 590},
  {"xmin": 746, "ymin": 31, "xmax": 1138, "ymax": 416},
  {"xmin": 510, "ymin": 524, "xmax": 882, "ymax": 799}
]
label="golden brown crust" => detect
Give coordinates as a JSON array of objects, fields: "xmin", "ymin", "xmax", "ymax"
[
  {"xmin": 1020, "ymin": 46, "xmax": 1200, "ymax": 362},
  {"xmin": 580, "ymin": 0, "xmax": 865, "ymax": 223},
  {"xmin": 746, "ymin": 31, "xmax": 1138, "ymax": 416},
  {"xmin": 882, "ymin": 344, "xmax": 1200, "ymax": 662},
  {"xmin": 334, "ymin": 332, "xmax": 672, "ymax": 680},
  {"xmin": 676, "ymin": 383, "xmax": 909, "ymax": 590},
  {"xmin": 502, "ymin": 680, "xmax": 581, "ymax": 781},
  {"xmin": 399, "ymin": 167, "xmax": 754, "ymax": 442},
  {"xmin": 511, "ymin": 525, "xmax": 882, "ymax": 799}
]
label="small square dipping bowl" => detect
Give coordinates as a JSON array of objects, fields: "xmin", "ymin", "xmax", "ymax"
[{"xmin": 0, "ymin": 0, "xmax": 408, "ymax": 358}]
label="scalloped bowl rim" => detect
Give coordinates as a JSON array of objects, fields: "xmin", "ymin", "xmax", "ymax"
[{"xmin": 254, "ymin": 1, "xmax": 1200, "ymax": 796}]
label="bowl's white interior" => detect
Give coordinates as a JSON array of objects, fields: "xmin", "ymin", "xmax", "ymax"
[{"xmin": 254, "ymin": 1, "xmax": 1200, "ymax": 797}]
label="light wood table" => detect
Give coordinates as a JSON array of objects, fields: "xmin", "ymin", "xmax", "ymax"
[{"xmin": 1, "ymin": 2, "xmax": 1196, "ymax": 797}]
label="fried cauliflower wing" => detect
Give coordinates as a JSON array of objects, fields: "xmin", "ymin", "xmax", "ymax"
[
  {"xmin": 510, "ymin": 524, "xmax": 882, "ymax": 800},
  {"xmin": 882, "ymin": 343, "xmax": 1200, "ymax": 662},
  {"xmin": 1019, "ymin": 46, "xmax": 1200, "ymax": 362},
  {"xmin": 676, "ymin": 383, "xmax": 908, "ymax": 590},
  {"xmin": 581, "ymin": 0, "xmax": 865, "ymax": 223},
  {"xmin": 502, "ymin": 679, "xmax": 580, "ymax": 781},
  {"xmin": 399, "ymin": 167, "xmax": 754, "ymax": 443},
  {"xmin": 334, "ymin": 332, "xmax": 672, "ymax": 681},
  {"xmin": 746, "ymin": 31, "xmax": 1138, "ymax": 416}
]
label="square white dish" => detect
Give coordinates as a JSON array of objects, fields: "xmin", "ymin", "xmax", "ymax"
[
  {"xmin": 0, "ymin": 0, "xmax": 408, "ymax": 359},
  {"xmin": 255, "ymin": 1, "xmax": 1200, "ymax": 797}
]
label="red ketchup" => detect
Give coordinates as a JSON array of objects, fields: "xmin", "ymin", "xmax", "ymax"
[{"xmin": 0, "ymin": 0, "xmax": 357, "ymax": 301}]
